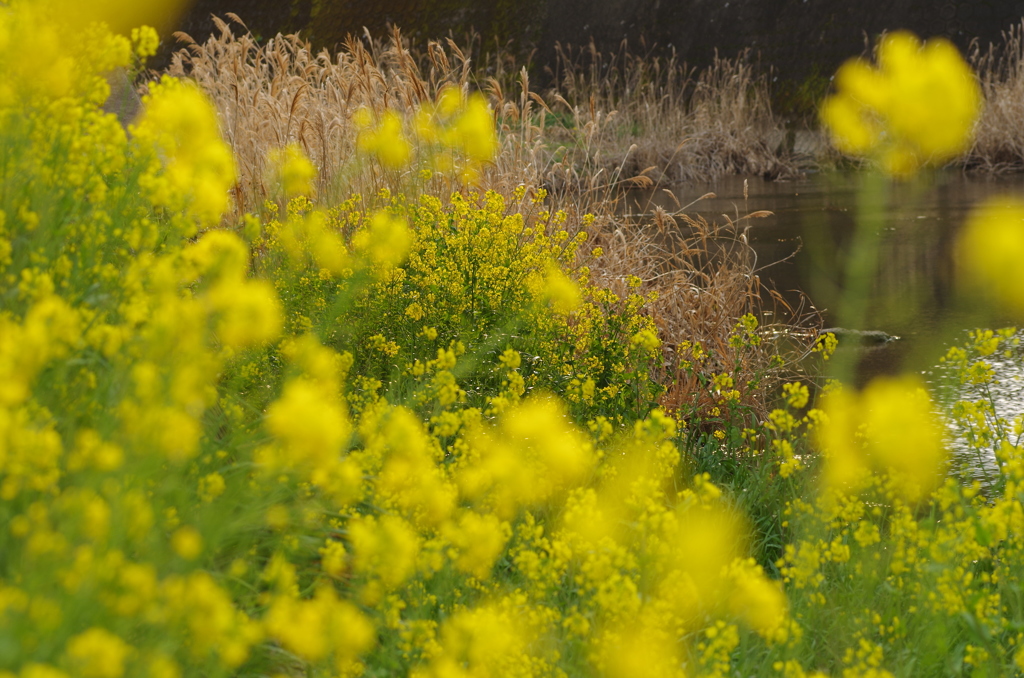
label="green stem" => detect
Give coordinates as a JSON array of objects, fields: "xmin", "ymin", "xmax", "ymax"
[{"xmin": 832, "ymin": 171, "xmax": 889, "ymax": 385}]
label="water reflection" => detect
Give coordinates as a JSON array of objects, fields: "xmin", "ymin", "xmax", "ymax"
[
  {"xmin": 930, "ymin": 331, "xmax": 1024, "ymax": 485},
  {"xmin": 628, "ymin": 171, "xmax": 1024, "ymax": 383}
]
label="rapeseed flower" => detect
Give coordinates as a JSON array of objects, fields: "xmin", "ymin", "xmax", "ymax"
[
  {"xmin": 442, "ymin": 510, "xmax": 511, "ymax": 579},
  {"xmin": 171, "ymin": 525, "xmax": 203, "ymax": 560},
  {"xmin": 538, "ymin": 264, "xmax": 582, "ymax": 314},
  {"xmin": 18, "ymin": 3, "xmax": 1024, "ymax": 675},
  {"xmin": 354, "ymin": 210, "xmax": 412, "ymax": 269},
  {"xmin": 356, "ymin": 110, "xmax": 412, "ymax": 169},
  {"xmin": 264, "ymin": 587, "xmax": 374, "ymax": 666},
  {"xmin": 821, "ymin": 31, "xmax": 981, "ymax": 176},
  {"xmin": 65, "ymin": 628, "xmax": 131, "ymax": 678},
  {"xmin": 131, "ymin": 76, "xmax": 236, "ymax": 230},
  {"xmin": 818, "ymin": 375, "xmax": 947, "ymax": 500},
  {"xmin": 51, "ymin": 0, "xmax": 188, "ymax": 37},
  {"xmin": 444, "ymin": 93, "xmax": 498, "ymax": 164},
  {"xmin": 267, "ymin": 143, "xmax": 317, "ymax": 197},
  {"xmin": 594, "ymin": 626, "xmax": 683, "ymax": 678},
  {"xmin": 958, "ymin": 196, "xmax": 1024, "ymax": 314}
]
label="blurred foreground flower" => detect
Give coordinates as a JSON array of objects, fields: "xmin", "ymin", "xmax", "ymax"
[
  {"xmin": 820, "ymin": 31, "xmax": 981, "ymax": 176},
  {"xmin": 958, "ymin": 196, "xmax": 1024, "ymax": 314},
  {"xmin": 817, "ymin": 375, "xmax": 947, "ymax": 500},
  {"xmin": 131, "ymin": 76, "xmax": 237, "ymax": 230},
  {"xmin": 52, "ymin": 0, "xmax": 189, "ymax": 37},
  {"xmin": 267, "ymin": 143, "xmax": 317, "ymax": 198},
  {"xmin": 356, "ymin": 110, "xmax": 412, "ymax": 169}
]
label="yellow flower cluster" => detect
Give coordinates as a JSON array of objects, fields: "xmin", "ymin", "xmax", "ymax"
[
  {"xmin": 131, "ymin": 76, "xmax": 237, "ymax": 231},
  {"xmin": 266, "ymin": 143, "xmax": 317, "ymax": 198},
  {"xmin": 356, "ymin": 110, "xmax": 412, "ymax": 169},
  {"xmin": 356, "ymin": 86, "xmax": 498, "ymax": 181},
  {"xmin": 958, "ymin": 196, "xmax": 1024, "ymax": 315}
]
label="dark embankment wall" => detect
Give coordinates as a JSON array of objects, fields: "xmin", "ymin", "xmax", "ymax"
[
  {"xmin": 552, "ymin": 0, "xmax": 1024, "ymax": 82},
  {"xmin": 174, "ymin": 0, "xmax": 1022, "ymax": 85}
]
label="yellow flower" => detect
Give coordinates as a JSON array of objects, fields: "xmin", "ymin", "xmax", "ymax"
[
  {"xmin": 51, "ymin": 0, "xmax": 190, "ymax": 38},
  {"xmin": 594, "ymin": 626, "xmax": 683, "ymax": 678},
  {"xmin": 319, "ymin": 539, "xmax": 347, "ymax": 578},
  {"xmin": 820, "ymin": 31, "xmax": 981, "ymax": 176},
  {"xmin": 442, "ymin": 511, "xmax": 511, "ymax": 579},
  {"xmin": 782, "ymin": 382, "xmax": 809, "ymax": 409},
  {"xmin": 958, "ymin": 196, "xmax": 1024, "ymax": 314},
  {"xmin": 817, "ymin": 375, "xmax": 947, "ymax": 500},
  {"xmin": 198, "ymin": 472, "xmax": 226, "ymax": 502},
  {"xmin": 65, "ymin": 627, "xmax": 132, "ymax": 678},
  {"xmin": 207, "ymin": 279, "xmax": 283, "ymax": 349},
  {"xmin": 540, "ymin": 265, "xmax": 582, "ymax": 314},
  {"xmin": 449, "ymin": 93, "xmax": 498, "ymax": 163},
  {"xmin": 267, "ymin": 143, "xmax": 317, "ymax": 197},
  {"xmin": 131, "ymin": 76, "xmax": 237, "ymax": 229},
  {"xmin": 265, "ymin": 380, "xmax": 350, "ymax": 464},
  {"xmin": 356, "ymin": 110, "xmax": 412, "ymax": 169},
  {"xmin": 130, "ymin": 25, "xmax": 160, "ymax": 59},
  {"xmin": 630, "ymin": 328, "xmax": 662, "ymax": 354},
  {"xmin": 725, "ymin": 558, "xmax": 788, "ymax": 639},
  {"xmin": 348, "ymin": 514, "xmax": 421, "ymax": 590},
  {"xmin": 264, "ymin": 587, "xmax": 374, "ymax": 668},
  {"xmin": 353, "ymin": 210, "xmax": 412, "ymax": 269},
  {"xmin": 171, "ymin": 525, "xmax": 203, "ymax": 560}
]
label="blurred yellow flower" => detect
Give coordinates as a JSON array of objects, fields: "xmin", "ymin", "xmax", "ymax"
[
  {"xmin": 171, "ymin": 525, "xmax": 203, "ymax": 560},
  {"xmin": 267, "ymin": 143, "xmax": 317, "ymax": 197},
  {"xmin": 208, "ymin": 279, "xmax": 283, "ymax": 349},
  {"xmin": 130, "ymin": 26, "xmax": 160, "ymax": 60},
  {"xmin": 65, "ymin": 628, "xmax": 131, "ymax": 678},
  {"xmin": 595, "ymin": 626, "xmax": 684, "ymax": 678},
  {"xmin": 817, "ymin": 375, "xmax": 947, "ymax": 500},
  {"xmin": 52, "ymin": 0, "xmax": 189, "ymax": 37},
  {"xmin": 820, "ymin": 31, "xmax": 981, "ymax": 176},
  {"xmin": 353, "ymin": 210, "xmax": 412, "ymax": 269},
  {"xmin": 447, "ymin": 93, "xmax": 498, "ymax": 163},
  {"xmin": 442, "ymin": 510, "xmax": 511, "ymax": 579},
  {"xmin": 356, "ymin": 110, "xmax": 412, "ymax": 169},
  {"xmin": 958, "ymin": 196, "xmax": 1024, "ymax": 314},
  {"xmin": 539, "ymin": 265, "xmax": 582, "ymax": 314},
  {"xmin": 131, "ymin": 76, "xmax": 237, "ymax": 229}
]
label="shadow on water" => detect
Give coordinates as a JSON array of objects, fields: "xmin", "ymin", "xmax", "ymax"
[{"xmin": 629, "ymin": 171, "xmax": 1024, "ymax": 479}]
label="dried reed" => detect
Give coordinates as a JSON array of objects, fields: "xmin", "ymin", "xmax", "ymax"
[
  {"xmin": 967, "ymin": 21, "xmax": 1024, "ymax": 173},
  {"xmin": 167, "ymin": 15, "xmax": 488, "ymax": 213},
  {"xmin": 582, "ymin": 194, "xmax": 817, "ymax": 425},
  {"xmin": 546, "ymin": 42, "xmax": 800, "ymax": 185}
]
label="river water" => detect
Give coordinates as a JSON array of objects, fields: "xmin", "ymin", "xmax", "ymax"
[
  {"xmin": 631, "ymin": 171, "xmax": 1024, "ymax": 378},
  {"xmin": 629, "ymin": 170, "xmax": 1024, "ymax": 478}
]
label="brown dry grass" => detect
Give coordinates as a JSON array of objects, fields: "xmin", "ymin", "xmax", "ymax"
[
  {"xmin": 167, "ymin": 15, "xmax": 489, "ymax": 214},
  {"xmin": 967, "ymin": 21, "xmax": 1024, "ymax": 173},
  {"xmin": 162, "ymin": 17, "xmax": 816, "ymax": 421},
  {"xmin": 583, "ymin": 192, "xmax": 818, "ymax": 424},
  {"xmin": 166, "ymin": 17, "xmax": 800, "ymax": 210},
  {"xmin": 546, "ymin": 42, "xmax": 799, "ymax": 185}
]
